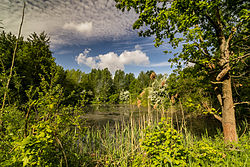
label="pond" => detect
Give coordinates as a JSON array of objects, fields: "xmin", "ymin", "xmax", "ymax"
[{"xmin": 81, "ymin": 104, "xmax": 222, "ymax": 136}]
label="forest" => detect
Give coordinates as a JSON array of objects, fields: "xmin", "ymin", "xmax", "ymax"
[{"xmin": 0, "ymin": 0, "xmax": 249, "ymax": 166}]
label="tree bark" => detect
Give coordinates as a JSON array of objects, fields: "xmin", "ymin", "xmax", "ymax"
[{"xmin": 221, "ymin": 76, "xmax": 238, "ymax": 142}]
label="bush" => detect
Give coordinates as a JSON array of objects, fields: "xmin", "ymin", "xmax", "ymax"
[{"xmin": 134, "ymin": 119, "xmax": 188, "ymax": 166}]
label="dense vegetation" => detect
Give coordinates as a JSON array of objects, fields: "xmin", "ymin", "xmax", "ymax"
[
  {"xmin": 0, "ymin": 0, "xmax": 249, "ymax": 166},
  {"xmin": 115, "ymin": 0, "xmax": 249, "ymax": 143}
]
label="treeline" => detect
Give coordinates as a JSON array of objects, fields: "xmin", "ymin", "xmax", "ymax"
[
  {"xmin": 64, "ymin": 68, "xmax": 165, "ymax": 105},
  {"xmin": 0, "ymin": 31, "xmax": 162, "ymax": 107},
  {"xmin": 0, "ymin": 31, "xmax": 248, "ymax": 120}
]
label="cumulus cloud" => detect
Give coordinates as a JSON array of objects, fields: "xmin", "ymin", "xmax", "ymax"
[
  {"xmin": 75, "ymin": 48, "xmax": 97, "ymax": 68},
  {"xmin": 76, "ymin": 47, "xmax": 150, "ymax": 73},
  {"xmin": 120, "ymin": 50, "xmax": 149, "ymax": 65},
  {"xmin": 63, "ymin": 22, "xmax": 92, "ymax": 34}
]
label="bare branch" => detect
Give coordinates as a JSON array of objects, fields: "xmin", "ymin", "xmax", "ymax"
[
  {"xmin": 226, "ymin": 27, "xmax": 236, "ymax": 48},
  {"xmin": 211, "ymin": 81, "xmax": 223, "ymax": 84},
  {"xmin": 214, "ymin": 87, "xmax": 223, "ymax": 106},
  {"xmin": 213, "ymin": 114, "xmax": 222, "ymax": 122},
  {"xmin": 216, "ymin": 66, "xmax": 230, "ymax": 81},
  {"xmin": 194, "ymin": 42, "xmax": 211, "ymax": 58},
  {"xmin": 234, "ymin": 102, "xmax": 249, "ymax": 106},
  {"xmin": 231, "ymin": 72, "xmax": 247, "ymax": 78},
  {"xmin": 1, "ymin": 1, "xmax": 25, "ymax": 112},
  {"xmin": 231, "ymin": 53, "xmax": 250, "ymax": 62}
]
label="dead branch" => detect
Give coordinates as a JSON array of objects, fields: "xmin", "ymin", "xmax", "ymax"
[
  {"xmin": 231, "ymin": 72, "xmax": 247, "ymax": 78},
  {"xmin": 214, "ymin": 87, "xmax": 223, "ymax": 106},
  {"xmin": 1, "ymin": 1, "xmax": 25, "ymax": 112}
]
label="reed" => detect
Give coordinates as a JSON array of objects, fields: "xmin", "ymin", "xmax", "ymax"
[{"xmin": 75, "ymin": 110, "xmax": 249, "ymax": 167}]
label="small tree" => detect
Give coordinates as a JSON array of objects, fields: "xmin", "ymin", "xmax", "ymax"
[{"xmin": 115, "ymin": 0, "xmax": 249, "ymax": 142}]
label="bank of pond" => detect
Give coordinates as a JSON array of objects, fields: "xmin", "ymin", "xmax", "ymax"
[
  {"xmin": 75, "ymin": 104, "xmax": 248, "ymax": 167},
  {"xmin": 0, "ymin": 104, "xmax": 248, "ymax": 166}
]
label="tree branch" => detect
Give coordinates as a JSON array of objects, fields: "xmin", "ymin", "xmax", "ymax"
[
  {"xmin": 211, "ymin": 81, "xmax": 223, "ymax": 84},
  {"xmin": 231, "ymin": 53, "xmax": 250, "ymax": 62},
  {"xmin": 215, "ymin": 6, "xmax": 225, "ymax": 43},
  {"xmin": 1, "ymin": 1, "xmax": 25, "ymax": 112},
  {"xmin": 234, "ymin": 102, "xmax": 249, "ymax": 106},
  {"xmin": 194, "ymin": 42, "xmax": 211, "ymax": 58},
  {"xmin": 205, "ymin": 12, "xmax": 220, "ymax": 36},
  {"xmin": 198, "ymin": 33, "xmax": 211, "ymax": 58},
  {"xmin": 213, "ymin": 114, "xmax": 222, "ymax": 122},
  {"xmin": 226, "ymin": 27, "xmax": 236, "ymax": 48},
  {"xmin": 216, "ymin": 66, "xmax": 230, "ymax": 81},
  {"xmin": 214, "ymin": 87, "xmax": 223, "ymax": 106}
]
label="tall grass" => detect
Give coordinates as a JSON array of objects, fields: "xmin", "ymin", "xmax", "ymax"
[{"xmin": 76, "ymin": 110, "xmax": 249, "ymax": 167}]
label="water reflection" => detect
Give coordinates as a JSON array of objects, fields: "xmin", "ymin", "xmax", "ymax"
[{"xmin": 81, "ymin": 104, "xmax": 222, "ymax": 136}]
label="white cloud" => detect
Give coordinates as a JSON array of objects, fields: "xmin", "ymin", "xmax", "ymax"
[
  {"xmin": 75, "ymin": 48, "xmax": 97, "ymax": 68},
  {"xmin": 120, "ymin": 50, "xmax": 149, "ymax": 65},
  {"xmin": 0, "ymin": 0, "xmax": 138, "ymax": 46},
  {"xmin": 150, "ymin": 61, "xmax": 171, "ymax": 67},
  {"xmin": 76, "ymin": 47, "xmax": 150, "ymax": 73},
  {"xmin": 63, "ymin": 22, "xmax": 92, "ymax": 34},
  {"xmin": 98, "ymin": 52, "xmax": 125, "ymax": 72},
  {"xmin": 135, "ymin": 44, "xmax": 142, "ymax": 50}
]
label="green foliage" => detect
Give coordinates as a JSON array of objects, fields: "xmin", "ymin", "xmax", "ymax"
[
  {"xmin": 133, "ymin": 120, "xmax": 249, "ymax": 167},
  {"xmin": 109, "ymin": 93, "xmax": 120, "ymax": 104},
  {"xmin": 135, "ymin": 119, "xmax": 188, "ymax": 166},
  {"xmin": 188, "ymin": 137, "xmax": 224, "ymax": 166},
  {"xmin": 9, "ymin": 122, "xmax": 60, "ymax": 166}
]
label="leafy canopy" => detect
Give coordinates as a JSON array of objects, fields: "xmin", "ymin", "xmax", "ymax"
[{"xmin": 115, "ymin": 0, "xmax": 249, "ymax": 69}]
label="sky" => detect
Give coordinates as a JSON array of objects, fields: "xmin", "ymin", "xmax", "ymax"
[{"xmin": 0, "ymin": 0, "xmax": 179, "ymax": 76}]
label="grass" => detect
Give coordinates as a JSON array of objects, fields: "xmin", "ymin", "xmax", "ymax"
[{"xmin": 74, "ymin": 112, "xmax": 249, "ymax": 167}]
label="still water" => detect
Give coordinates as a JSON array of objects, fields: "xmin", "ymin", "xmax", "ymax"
[{"xmin": 81, "ymin": 104, "xmax": 222, "ymax": 136}]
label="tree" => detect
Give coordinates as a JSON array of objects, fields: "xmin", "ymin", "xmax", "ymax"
[
  {"xmin": 124, "ymin": 73, "xmax": 136, "ymax": 90},
  {"xmin": 114, "ymin": 70, "xmax": 126, "ymax": 93},
  {"xmin": 0, "ymin": 32, "xmax": 56, "ymax": 104},
  {"xmin": 137, "ymin": 70, "xmax": 154, "ymax": 89},
  {"xmin": 115, "ymin": 0, "xmax": 249, "ymax": 142}
]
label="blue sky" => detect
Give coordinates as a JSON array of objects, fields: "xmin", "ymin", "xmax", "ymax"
[{"xmin": 1, "ymin": 0, "xmax": 179, "ymax": 76}]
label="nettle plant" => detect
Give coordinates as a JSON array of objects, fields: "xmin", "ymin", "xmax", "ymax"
[{"xmin": 135, "ymin": 119, "xmax": 188, "ymax": 166}]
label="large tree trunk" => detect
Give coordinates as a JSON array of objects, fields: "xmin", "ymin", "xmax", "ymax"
[{"xmin": 221, "ymin": 76, "xmax": 238, "ymax": 142}]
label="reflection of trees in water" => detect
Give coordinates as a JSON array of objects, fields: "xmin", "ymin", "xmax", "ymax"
[{"xmin": 81, "ymin": 104, "xmax": 221, "ymax": 136}]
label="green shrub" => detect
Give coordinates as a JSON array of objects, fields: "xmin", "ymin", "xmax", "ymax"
[
  {"xmin": 188, "ymin": 139, "xmax": 224, "ymax": 166},
  {"xmin": 134, "ymin": 119, "xmax": 188, "ymax": 166},
  {"xmin": 8, "ymin": 122, "xmax": 61, "ymax": 166}
]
